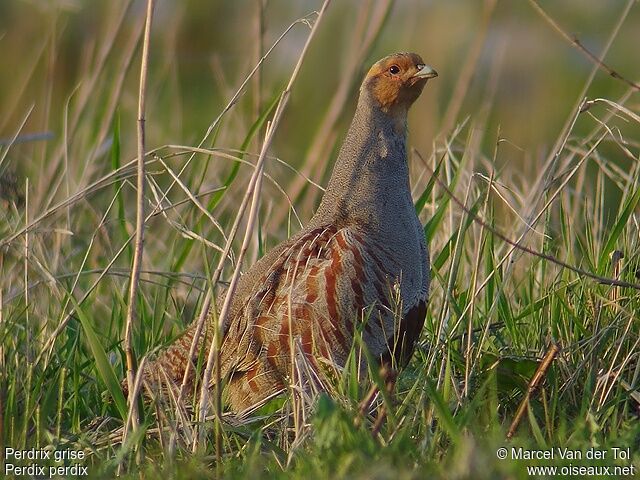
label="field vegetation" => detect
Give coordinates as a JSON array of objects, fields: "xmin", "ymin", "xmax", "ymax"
[{"xmin": 1, "ymin": 1, "xmax": 639, "ymax": 478}]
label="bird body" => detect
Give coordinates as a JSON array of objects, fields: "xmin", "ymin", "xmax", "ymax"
[{"xmin": 140, "ymin": 53, "xmax": 436, "ymax": 413}]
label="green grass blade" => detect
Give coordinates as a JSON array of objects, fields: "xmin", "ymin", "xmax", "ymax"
[
  {"xmin": 68, "ymin": 294, "xmax": 128, "ymax": 421},
  {"xmin": 206, "ymin": 92, "xmax": 280, "ymax": 212},
  {"xmin": 415, "ymin": 155, "xmax": 445, "ymax": 214},
  {"xmin": 597, "ymin": 186, "xmax": 640, "ymax": 274}
]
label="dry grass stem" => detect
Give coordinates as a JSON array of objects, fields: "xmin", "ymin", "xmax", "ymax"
[
  {"xmin": 123, "ymin": 0, "xmax": 156, "ymax": 451},
  {"xmin": 507, "ymin": 343, "xmax": 560, "ymax": 439},
  {"xmin": 529, "ymin": 0, "xmax": 640, "ymax": 92}
]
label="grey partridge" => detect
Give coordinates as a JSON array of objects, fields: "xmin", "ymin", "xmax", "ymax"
[{"xmin": 139, "ymin": 52, "xmax": 436, "ymax": 413}]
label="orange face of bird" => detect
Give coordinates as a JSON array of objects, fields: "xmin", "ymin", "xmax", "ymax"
[{"xmin": 364, "ymin": 53, "xmax": 437, "ymax": 114}]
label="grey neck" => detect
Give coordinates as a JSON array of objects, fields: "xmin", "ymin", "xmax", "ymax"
[{"xmin": 310, "ymin": 89, "xmax": 412, "ymax": 230}]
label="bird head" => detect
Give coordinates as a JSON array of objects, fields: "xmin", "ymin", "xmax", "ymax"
[{"xmin": 362, "ymin": 52, "xmax": 437, "ymax": 115}]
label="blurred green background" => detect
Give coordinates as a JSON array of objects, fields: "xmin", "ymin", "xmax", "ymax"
[{"xmin": 2, "ymin": 0, "xmax": 639, "ymax": 186}]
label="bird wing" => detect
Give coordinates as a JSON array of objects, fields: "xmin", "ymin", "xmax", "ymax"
[{"xmin": 218, "ymin": 222, "xmax": 404, "ymax": 379}]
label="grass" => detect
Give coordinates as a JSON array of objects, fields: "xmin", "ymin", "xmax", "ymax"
[{"xmin": 1, "ymin": 1, "xmax": 639, "ymax": 479}]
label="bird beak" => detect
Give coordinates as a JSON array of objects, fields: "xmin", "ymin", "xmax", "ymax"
[{"xmin": 413, "ymin": 64, "xmax": 438, "ymax": 79}]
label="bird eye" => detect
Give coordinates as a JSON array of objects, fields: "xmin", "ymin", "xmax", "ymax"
[{"xmin": 389, "ymin": 65, "xmax": 401, "ymax": 75}]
